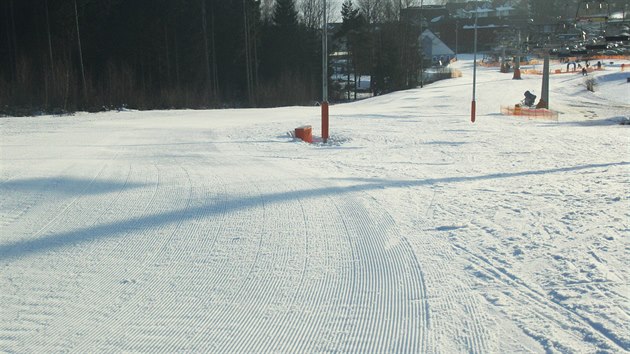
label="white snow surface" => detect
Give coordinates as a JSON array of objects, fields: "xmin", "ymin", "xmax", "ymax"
[{"xmin": 1, "ymin": 57, "xmax": 629, "ymax": 353}]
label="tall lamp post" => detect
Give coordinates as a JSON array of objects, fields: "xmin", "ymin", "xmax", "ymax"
[
  {"xmin": 321, "ymin": 0, "xmax": 329, "ymax": 143},
  {"xmin": 455, "ymin": 20, "xmax": 459, "ymax": 58},
  {"xmin": 471, "ymin": 4, "xmax": 478, "ymax": 123},
  {"xmin": 420, "ymin": 0, "xmax": 424, "ymax": 88}
]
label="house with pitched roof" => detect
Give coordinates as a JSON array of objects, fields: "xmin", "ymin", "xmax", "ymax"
[{"xmin": 420, "ymin": 29, "xmax": 456, "ymax": 65}]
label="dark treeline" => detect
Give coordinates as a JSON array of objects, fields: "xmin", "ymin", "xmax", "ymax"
[{"xmin": 0, "ymin": 0, "xmax": 422, "ymax": 115}]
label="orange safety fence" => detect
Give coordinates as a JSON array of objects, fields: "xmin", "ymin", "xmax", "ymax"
[
  {"xmin": 477, "ymin": 61, "xmax": 500, "ymax": 67},
  {"xmin": 552, "ymin": 67, "xmax": 604, "ymax": 74},
  {"xmin": 501, "ymin": 105, "xmax": 559, "ymax": 121},
  {"xmin": 589, "ymin": 55, "xmax": 630, "ymax": 61},
  {"xmin": 450, "ymin": 69, "xmax": 463, "ymax": 78},
  {"xmin": 478, "ymin": 60, "xmax": 537, "ymax": 68},
  {"xmin": 521, "ymin": 69, "xmax": 543, "ymax": 75},
  {"xmin": 478, "ymin": 56, "xmax": 628, "ymax": 72},
  {"xmin": 519, "ymin": 67, "xmax": 606, "ymax": 75}
]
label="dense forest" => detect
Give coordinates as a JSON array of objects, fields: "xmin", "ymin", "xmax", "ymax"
[
  {"xmin": 5, "ymin": 0, "xmax": 616, "ymax": 115},
  {"xmin": 0, "ymin": 0, "xmax": 423, "ymax": 115}
]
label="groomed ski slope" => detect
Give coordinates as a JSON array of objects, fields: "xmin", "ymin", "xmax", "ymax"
[{"xmin": 1, "ymin": 57, "xmax": 628, "ymax": 353}]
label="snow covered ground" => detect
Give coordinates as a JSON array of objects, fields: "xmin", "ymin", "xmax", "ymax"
[{"xmin": 1, "ymin": 57, "xmax": 628, "ymax": 353}]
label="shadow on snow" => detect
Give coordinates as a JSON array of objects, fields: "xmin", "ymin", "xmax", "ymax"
[
  {"xmin": 0, "ymin": 177, "xmax": 147, "ymax": 196},
  {"xmin": 1, "ymin": 161, "xmax": 627, "ymax": 261}
]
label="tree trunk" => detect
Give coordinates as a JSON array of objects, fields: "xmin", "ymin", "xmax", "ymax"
[
  {"xmin": 252, "ymin": 12, "xmax": 259, "ymax": 95},
  {"xmin": 201, "ymin": 0, "xmax": 212, "ymax": 101},
  {"xmin": 164, "ymin": 24, "xmax": 171, "ymax": 86},
  {"xmin": 45, "ymin": 0, "xmax": 54, "ymax": 108},
  {"xmin": 8, "ymin": 0, "xmax": 17, "ymax": 81},
  {"xmin": 210, "ymin": 0, "xmax": 219, "ymax": 97},
  {"xmin": 74, "ymin": 0, "xmax": 87, "ymax": 102},
  {"xmin": 174, "ymin": 30, "xmax": 180, "ymax": 88},
  {"xmin": 354, "ymin": 71, "xmax": 358, "ymax": 100},
  {"xmin": 243, "ymin": 0, "xmax": 254, "ymax": 105},
  {"xmin": 347, "ymin": 55, "xmax": 351, "ymax": 100},
  {"xmin": 45, "ymin": 0, "xmax": 54, "ymax": 74}
]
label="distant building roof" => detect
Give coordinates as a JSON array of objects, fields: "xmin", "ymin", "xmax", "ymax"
[
  {"xmin": 462, "ymin": 24, "xmax": 510, "ymax": 29},
  {"xmin": 420, "ymin": 29, "xmax": 455, "ymax": 58},
  {"xmin": 401, "ymin": 6, "xmax": 450, "ymax": 25}
]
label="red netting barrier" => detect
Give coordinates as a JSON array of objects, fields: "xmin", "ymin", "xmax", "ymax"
[{"xmin": 501, "ymin": 105, "xmax": 559, "ymax": 121}]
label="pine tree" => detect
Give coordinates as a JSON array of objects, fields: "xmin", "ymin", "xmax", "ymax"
[
  {"xmin": 339, "ymin": 0, "xmax": 369, "ymax": 99},
  {"xmin": 341, "ymin": 0, "xmax": 365, "ymax": 35},
  {"xmin": 272, "ymin": 0, "xmax": 299, "ymax": 29}
]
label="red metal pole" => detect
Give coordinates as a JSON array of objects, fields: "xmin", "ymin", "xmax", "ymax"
[
  {"xmin": 321, "ymin": 0, "xmax": 329, "ymax": 143},
  {"xmin": 471, "ymin": 100, "xmax": 476, "ymax": 123},
  {"xmin": 321, "ymin": 101, "xmax": 329, "ymax": 143}
]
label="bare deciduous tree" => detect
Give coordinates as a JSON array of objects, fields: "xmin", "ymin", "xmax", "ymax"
[
  {"xmin": 299, "ymin": 0, "xmax": 322, "ymax": 29},
  {"xmin": 261, "ymin": 0, "xmax": 275, "ymax": 21},
  {"xmin": 299, "ymin": 0, "xmax": 338, "ymax": 29}
]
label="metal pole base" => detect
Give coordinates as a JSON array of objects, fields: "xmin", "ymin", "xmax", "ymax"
[{"xmin": 321, "ymin": 101, "xmax": 329, "ymax": 143}]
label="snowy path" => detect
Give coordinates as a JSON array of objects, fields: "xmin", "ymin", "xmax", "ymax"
[
  {"xmin": 0, "ymin": 121, "xmax": 430, "ymax": 352},
  {"xmin": 1, "ymin": 58, "xmax": 629, "ymax": 353}
]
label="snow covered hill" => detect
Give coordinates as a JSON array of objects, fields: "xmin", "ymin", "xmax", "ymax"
[{"xmin": 1, "ymin": 57, "xmax": 628, "ymax": 353}]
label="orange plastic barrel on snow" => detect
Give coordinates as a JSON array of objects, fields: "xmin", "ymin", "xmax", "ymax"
[{"xmin": 295, "ymin": 125, "xmax": 312, "ymax": 143}]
